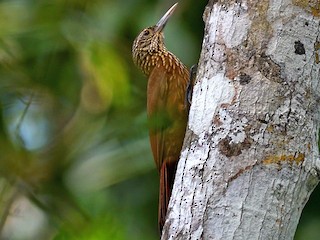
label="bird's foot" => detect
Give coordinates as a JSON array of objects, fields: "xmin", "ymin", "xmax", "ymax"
[{"xmin": 186, "ymin": 64, "xmax": 198, "ymax": 106}]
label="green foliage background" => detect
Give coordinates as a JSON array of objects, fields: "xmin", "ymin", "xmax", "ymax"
[{"xmin": 0, "ymin": 0, "xmax": 318, "ymax": 239}]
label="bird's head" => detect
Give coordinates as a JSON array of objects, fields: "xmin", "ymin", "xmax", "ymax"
[
  {"xmin": 132, "ymin": 3, "xmax": 178, "ymax": 74},
  {"xmin": 132, "ymin": 26, "xmax": 164, "ymax": 54}
]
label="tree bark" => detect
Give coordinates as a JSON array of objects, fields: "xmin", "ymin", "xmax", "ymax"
[{"xmin": 162, "ymin": 0, "xmax": 320, "ymax": 239}]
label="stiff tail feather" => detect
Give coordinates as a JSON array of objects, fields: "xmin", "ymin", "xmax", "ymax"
[{"xmin": 158, "ymin": 161, "xmax": 177, "ymax": 233}]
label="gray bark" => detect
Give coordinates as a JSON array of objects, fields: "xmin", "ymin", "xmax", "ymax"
[{"xmin": 162, "ymin": 0, "xmax": 320, "ymax": 239}]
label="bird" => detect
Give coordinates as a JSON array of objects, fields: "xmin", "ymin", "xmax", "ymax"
[{"xmin": 132, "ymin": 3, "xmax": 190, "ymax": 232}]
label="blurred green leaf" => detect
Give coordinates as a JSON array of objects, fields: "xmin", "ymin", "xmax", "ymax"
[
  {"xmin": 79, "ymin": 42, "xmax": 130, "ymax": 113},
  {"xmin": 0, "ymin": 0, "xmax": 318, "ymax": 239}
]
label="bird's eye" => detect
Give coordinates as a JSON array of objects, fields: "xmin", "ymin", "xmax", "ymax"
[{"xmin": 143, "ymin": 30, "xmax": 150, "ymax": 36}]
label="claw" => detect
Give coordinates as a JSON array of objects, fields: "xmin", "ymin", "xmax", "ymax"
[{"xmin": 186, "ymin": 64, "xmax": 198, "ymax": 108}]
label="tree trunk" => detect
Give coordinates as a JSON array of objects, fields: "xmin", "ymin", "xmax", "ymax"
[{"xmin": 162, "ymin": 0, "xmax": 320, "ymax": 239}]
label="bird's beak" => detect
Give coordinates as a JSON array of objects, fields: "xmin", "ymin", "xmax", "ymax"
[{"xmin": 154, "ymin": 3, "xmax": 178, "ymax": 33}]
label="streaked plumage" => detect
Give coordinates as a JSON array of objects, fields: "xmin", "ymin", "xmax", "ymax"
[{"xmin": 132, "ymin": 3, "xmax": 189, "ymax": 232}]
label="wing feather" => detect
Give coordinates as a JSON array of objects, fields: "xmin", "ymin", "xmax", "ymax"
[{"xmin": 147, "ymin": 65, "xmax": 169, "ymax": 171}]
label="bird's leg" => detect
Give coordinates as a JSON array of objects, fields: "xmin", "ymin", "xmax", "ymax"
[{"xmin": 186, "ymin": 64, "xmax": 198, "ymax": 107}]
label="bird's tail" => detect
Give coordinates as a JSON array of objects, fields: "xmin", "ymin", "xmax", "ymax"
[{"xmin": 158, "ymin": 161, "xmax": 177, "ymax": 233}]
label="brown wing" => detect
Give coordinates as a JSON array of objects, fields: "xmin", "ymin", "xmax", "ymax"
[
  {"xmin": 147, "ymin": 65, "xmax": 170, "ymax": 171},
  {"xmin": 147, "ymin": 66, "xmax": 175, "ymax": 232},
  {"xmin": 147, "ymin": 65, "xmax": 189, "ymax": 232}
]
